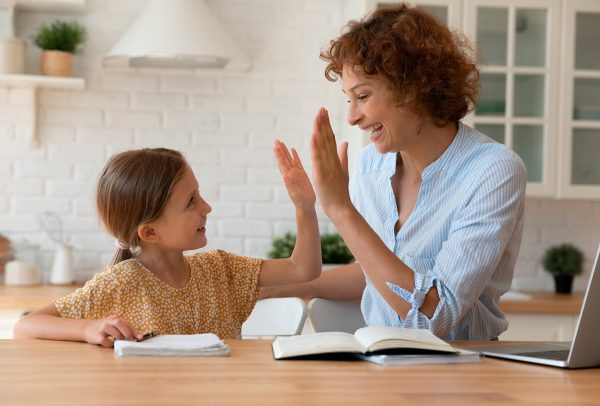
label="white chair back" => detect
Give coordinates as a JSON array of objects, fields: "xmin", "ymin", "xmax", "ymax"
[
  {"xmin": 307, "ymin": 298, "xmax": 366, "ymax": 333},
  {"xmin": 242, "ymin": 297, "xmax": 307, "ymax": 339}
]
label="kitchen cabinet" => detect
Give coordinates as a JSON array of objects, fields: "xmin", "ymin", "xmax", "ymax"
[
  {"xmin": 0, "ymin": 309, "xmax": 23, "ymax": 338},
  {"xmin": 362, "ymin": 0, "xmax": 600, "ymax": 199},
  {"xmin": 500, "ymin": 313, "xmax": 577, "ymax": 341},
  {"xmin": 558, "ymin": 0, "xmax": 600, "ymax": 198},
  {"xmin": 499, "ymin": 291, "xmax": 583, "ymax": 341}
]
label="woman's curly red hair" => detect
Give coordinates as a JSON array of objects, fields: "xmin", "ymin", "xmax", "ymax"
[{"xmin": 321, "ymin": 3, "xmax": 479, "ymax": 126}]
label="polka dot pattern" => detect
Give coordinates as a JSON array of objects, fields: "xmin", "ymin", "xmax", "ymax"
[{"xmin": 54, "ymin": 250, "xmax": 262, "ymax": 339}]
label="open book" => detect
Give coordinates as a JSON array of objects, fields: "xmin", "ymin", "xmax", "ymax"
[
  {"xmin": 114, "ymin": 333, "xmax": 230, "ymax": 357},
  {"xmin": 272, "ymin": 326, "xmax": 481, "ymax": 364}
]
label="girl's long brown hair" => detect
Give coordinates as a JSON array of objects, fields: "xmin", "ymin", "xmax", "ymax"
[{"xmin": 96, "ymin": 148, "xmax": 187, "ymax": 265}]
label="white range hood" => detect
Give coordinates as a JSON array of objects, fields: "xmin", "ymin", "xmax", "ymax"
[{"xmin": 103, "ymin": 0, "xmax": 250, "ymax": 70}]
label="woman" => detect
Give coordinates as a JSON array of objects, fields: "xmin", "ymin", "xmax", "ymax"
[{"xmin": 266, "ymin": 3, "xmax": 527, "ymax": 341}]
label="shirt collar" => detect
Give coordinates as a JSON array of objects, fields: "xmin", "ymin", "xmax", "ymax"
[{"xmin": 379, "ymin": 122, "xmax": 465, "ymax": 179}]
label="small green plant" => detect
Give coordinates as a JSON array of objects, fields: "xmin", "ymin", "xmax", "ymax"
[
  {"xmin": 268, "ymin": 232, "xmax": 354, "ymax": 264},
  {"xmin": 34, "ymin": 20, "xmax": 87, "ymax": 53},
  {"xmin": 542, "ymin": 244, "xmax": 584, "ymax": 276},
  {"xmin": 268, "ymin": 232, "xmax": 296, "ymax": 261}
]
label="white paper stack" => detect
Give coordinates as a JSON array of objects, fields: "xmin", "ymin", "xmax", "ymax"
[{"xmin": 114, "ymin": 333, "xmax": 230, "ymax": 357}]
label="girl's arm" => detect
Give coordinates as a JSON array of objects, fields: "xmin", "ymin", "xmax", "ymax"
[
  {"xmin": 259, "ymin": 140, "xmax": 321, "ymax": 287},
  {"xmin": 13, "ymin": 302, "xmax": 143, "ymax": 347}
]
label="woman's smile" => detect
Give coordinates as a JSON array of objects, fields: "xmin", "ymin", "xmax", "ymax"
[{"xmin": 363, "ymin": 123, "xmax": 384, "ymax": 143}]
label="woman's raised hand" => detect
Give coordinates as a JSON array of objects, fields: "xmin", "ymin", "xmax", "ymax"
[
  {"xmin": 310, "ymin": 107, "xmax": 351, "ymax": 216},
  {"xmin": 273, "ymin": 139, "xmax": 316, "ymax": 211}
]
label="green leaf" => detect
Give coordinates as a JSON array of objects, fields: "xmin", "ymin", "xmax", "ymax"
[
  {"xmin": 542, "ymin": 244, "xmax": 584, "ymax": 276},
  {"xmin": 268, "ymin": 232, "xmax": 354, "ymax": 264},
  {"xmin": 33, "ymin": 20, "xmax": 87, "ymax": 53}
]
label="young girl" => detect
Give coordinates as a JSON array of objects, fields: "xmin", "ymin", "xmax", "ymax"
[{"xmin": 14, "ymin": 143, "xmax": 321, "ymax": 346}]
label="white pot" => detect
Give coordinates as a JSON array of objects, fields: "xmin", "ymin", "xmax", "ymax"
[
  {"xmin": 50, "ymin": 243, "xmax": 75, "ymax": 285},
  {"xmin": 0, "ymin": 37, "xmax": 26, "ymax": 74},
  {"xmin": 4, "ymin": 260, "xmax": 42, "ymax": 286}
]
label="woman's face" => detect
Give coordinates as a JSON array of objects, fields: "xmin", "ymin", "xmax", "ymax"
[
  {"xmin": 342, "ymin": 65, "xmax": 423, "ymax": 154},
  {"xmin": 150, "ymin": 165, "xmax": 212, "ymax": 251}
]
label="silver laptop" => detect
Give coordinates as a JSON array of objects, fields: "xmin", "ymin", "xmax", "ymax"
[{"xmin": 478, "ymin": 244, "xmax": 600, "ymax": 368}]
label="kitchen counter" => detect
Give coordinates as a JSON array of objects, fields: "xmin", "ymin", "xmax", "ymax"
[
  {"xmin": 499, "ymin": 291, "xmax": 584, "ymax": 315},
  {"xmin": 0, "ymin": 284, "xmax": 81, "ymax": 310},
  {"xmin": 0, "ymin": 284, "xmax": 585, "ymax": 314}
]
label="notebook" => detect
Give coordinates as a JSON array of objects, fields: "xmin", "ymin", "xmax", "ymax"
[
  {"xmin": 475, "ymin": 244, "xmax": 600, "ymax": 368},
  {"xmin": 114, "ymin": 333, "xmax": 230, "ymax": 357}
]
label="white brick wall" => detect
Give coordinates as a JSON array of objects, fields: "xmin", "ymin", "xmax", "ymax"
[{"xmin": 1, "ymin": 0, "xmax": 599, "ymax": 294}]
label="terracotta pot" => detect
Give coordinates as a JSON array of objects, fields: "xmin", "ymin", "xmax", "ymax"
[{"xmin": 41, "ymin": 50, "xmax": 74, "ymax": 76}]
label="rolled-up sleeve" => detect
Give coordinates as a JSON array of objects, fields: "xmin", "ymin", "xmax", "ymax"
[{"xmin": 384, "ymin": 155, "xmax": 527, "ymax": 338}]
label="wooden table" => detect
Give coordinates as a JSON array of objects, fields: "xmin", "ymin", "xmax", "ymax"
[{"xmin": 0, "ymin": 339, "xmax": 598, "ymax": 406}]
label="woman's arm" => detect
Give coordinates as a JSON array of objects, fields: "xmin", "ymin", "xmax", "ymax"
[
  {"xmin": 13, "ymin": 302, "xmax": 143, "ymax": 347},
  {"xmin": 261, "ymin": 262, "xmax": 365, "ymax": 301},
  {"xmin": 309, "ymin": 108, "xmax": 437, "ymax": 318},
  {"xmin": 310, "ymin": 108, "xmax": 527, "ymax": 338},
  {"xmin": 258, "ymin": 140, "xmax": 321, "ymax": 287}
]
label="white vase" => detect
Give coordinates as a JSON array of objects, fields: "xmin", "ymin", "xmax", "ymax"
[
  {"xmin": 50, "ymin": 243, "xmax": 75, "ymax": 285},
  {"xmin": 0, "ymin": 37, "xmax": 26, "ymax": 74}
]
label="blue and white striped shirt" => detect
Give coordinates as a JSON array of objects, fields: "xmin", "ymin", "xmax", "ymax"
[{"xmin": 350, "ymin": 123, "xmax": 527, "ymax": 340}]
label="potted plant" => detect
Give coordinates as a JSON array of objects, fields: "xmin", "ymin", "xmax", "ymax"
[
  {"xmin": 33, "ymin": 20, "xmax": 86, "ymax": 77},
  {"xmin": 268, "ymin": 232, "xmax": 354, "ymax": 267},
  {"xmin": 542, "ymin": 244, "xmax": 584, "ymax": 294}
]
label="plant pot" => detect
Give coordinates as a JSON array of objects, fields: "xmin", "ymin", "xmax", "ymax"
[
  {"xmin": 553, "ymin": 274, "xmax": 574, "ymax": 294},
  {"xmin": 41, "ymin": 50, "xmax": 74, "ymax": 76}
]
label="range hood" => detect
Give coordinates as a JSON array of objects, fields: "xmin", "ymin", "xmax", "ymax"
[{"xmin": 103, "ymin": 0, "xmax": 250, "ymax": 70}]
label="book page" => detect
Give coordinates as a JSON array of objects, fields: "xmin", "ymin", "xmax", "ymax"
[
  {"xmin": 357, "ymin": 348, "xmax": 483, "ymax": 366},
  {"xmin": 272, "ymin": 332, "xmax": 364, "ymax": 359},
  {"xmin": 353, "ymin": 326, "xmax": 456, "ymax": 353}
]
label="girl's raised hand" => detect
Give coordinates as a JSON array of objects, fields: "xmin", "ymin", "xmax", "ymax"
[
  {"xmin": 273, "ymin": 139, "xmax": 316, "ymax": 211},
  {"xmin": 83, "ymin": 316, "xmax": 143, "ymax": 347}
]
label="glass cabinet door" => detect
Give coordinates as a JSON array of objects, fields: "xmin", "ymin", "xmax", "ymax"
[
  {"xmin": 464, "ymin": 0, "xmax": 559, "ymax": 197},
  {"xmin": 375, "ymin": 0, "xmax": 463, "ymax": 29},
  {"xmin": 560, "ymin": 1, "xmax": 600, "ymax": 198}
]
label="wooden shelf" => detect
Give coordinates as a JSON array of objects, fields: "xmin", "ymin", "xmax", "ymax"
[
  {"xmin": 0, "ymin": 0, "xmax": 85, "ymax": 13},
  {"xmin": 0, "ymin": 73, "xmax": 84, "ymax": 89}
]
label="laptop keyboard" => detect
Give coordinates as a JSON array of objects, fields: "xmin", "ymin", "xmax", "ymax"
[{"xmin": 516, "ymin": 350, "xmax": 569, "ymax": 361}]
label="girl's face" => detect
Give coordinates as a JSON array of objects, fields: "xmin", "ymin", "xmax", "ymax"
[
  {"xmin": 150, "ymin": 165, "xmax": 212, "ymax": 251},
  {"xmin": 342, "ymin": 65, "xmax": 424, "ymax": 154}
]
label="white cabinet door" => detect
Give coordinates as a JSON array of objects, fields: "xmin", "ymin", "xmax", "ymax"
[
  {"xmin": 464, "ymin": 0, "xmax": 560, "ymax": 197},
  {"xmin": 364, "ymin": 0, "xmax": 600, "ymax": 200},
  {"xmin": 501, "ymin": 313, "xmax": 577, "ymax": 341},
  {"xmin": 0, "ymin": 309, "xmax": 24, "ymax": 339},
  {"xmin": 558, "ymin": 0, "xmax": 600, "ymax": 198}
]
